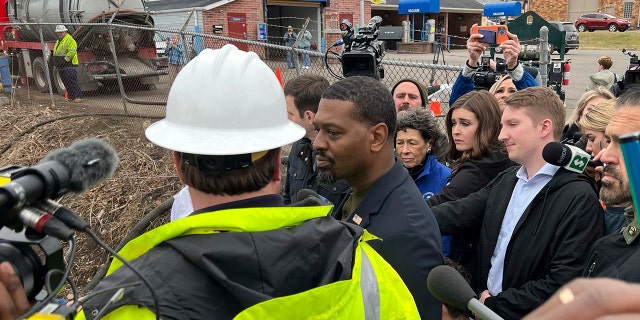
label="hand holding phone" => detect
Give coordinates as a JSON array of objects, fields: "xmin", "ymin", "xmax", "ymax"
[{"xmin": 471, "ymin": 25, "xmax": 509, "ymax": 45}]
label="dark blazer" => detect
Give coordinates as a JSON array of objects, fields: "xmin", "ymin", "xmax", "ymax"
[
  {"xmin": 433, "ymin": 166, "xmax": 604, "ymax": 319},
  {"xmin": 338, "ymin": 160, "xmax": 444, "ymax": 320}
]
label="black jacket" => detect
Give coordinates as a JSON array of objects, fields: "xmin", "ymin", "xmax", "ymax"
[
  {"xmin": 584, "ymin": 207, "xmax": 640, "ymax": 281},
  {"xmin": 432, "ymin": 166, "xmax": 604, "ymax": 319},
  {"xmin": 427, "ymin": 151, "xmax": 515, "ymax": 206},
  {"xmin": 337, "ymin": 160, "xmax": 444, "ymax": 320},
  {"xmin": 427, "ymin": 151, "xmax": 515, "ymax": 290},
  {"xmin": 283, "ymin": 138, "xmax": 350, "ymax": 212}
]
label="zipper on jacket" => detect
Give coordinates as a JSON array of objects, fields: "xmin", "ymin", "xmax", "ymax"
[{"xmin": 587, "ymin": 261, "xmax": 596, "ymax": 276}]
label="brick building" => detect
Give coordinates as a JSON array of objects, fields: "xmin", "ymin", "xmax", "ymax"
[{"xmin": 146, "ymin": 0, "xmax": 374, "ymax": 58}]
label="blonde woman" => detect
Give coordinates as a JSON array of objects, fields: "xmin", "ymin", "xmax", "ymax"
[
  {"xmin": 579, "ymin": 99, "xmax": 616, "ymax": 156},
  {"xmin": 561, "ymin": 87, "xmax": 615, "ymax": 144}
]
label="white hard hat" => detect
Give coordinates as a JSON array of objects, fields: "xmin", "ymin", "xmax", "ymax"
[
  {"xmin": 145, "ymin": 44, "xmax": 305, "ymax": 155},
  {"xmin": 55, "ymin": 25, "xmax": 68, "ymax": 32}
]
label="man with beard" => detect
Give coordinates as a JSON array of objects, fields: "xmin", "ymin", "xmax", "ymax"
[
  {"xmin": 391, "ymin": 79, "xmax": 442, "ymax": 113},
  {"xmin": 313, "ymin": 75, "xmax": 444, "ymax": 319},
  {"xmin": 581, "ymin": 88, "xmax": 640, "ymax": 281}
]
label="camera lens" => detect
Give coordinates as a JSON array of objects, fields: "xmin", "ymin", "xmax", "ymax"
[{"xmin": 0, "ymin": 242, "xmax": 42, "ymax": 298}]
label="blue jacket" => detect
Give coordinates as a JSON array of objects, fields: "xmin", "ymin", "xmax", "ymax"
[
  {"xmin": 448, "ymin": 66, "xmax": 537, "ymax": 105},
  {"xmin": 336, "ymin": 160, "xmax": 444, "ymax": 319},
  {"xmin": 413, "ymin": 155, "xmax": 452, "ymax": 256}
]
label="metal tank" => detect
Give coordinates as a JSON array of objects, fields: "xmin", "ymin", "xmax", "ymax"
[{"xmin": 6, "ymin": 0, "xmax": 149, "ymax": 44}]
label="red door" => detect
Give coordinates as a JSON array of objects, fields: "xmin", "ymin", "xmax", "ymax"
[{"xmin": 227, "ymin": 13, "xmax": 248, "ymax": 52}]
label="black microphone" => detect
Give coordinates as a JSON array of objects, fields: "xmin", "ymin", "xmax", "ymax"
[
  {"xmin": 0, "ymin": 138, "xmax": 119, "ymax": 228},
  {"xmin": 427, "ymin": 265, "xmax": 504, "ymax": 320},
  {"xmin": 295, "ymin": 189, "xmax": 333, "ymax": 206},
  {"xmin": 542, "ymin": 142, "xmax": 593, "ymax": 173}
]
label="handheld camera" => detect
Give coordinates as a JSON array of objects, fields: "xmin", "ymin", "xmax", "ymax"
[
  {"xmin": 471, "ymin": 25, "xmax": 509, "ymax": 45},
  {"xmin": 473, "ymin": 56, "xmax": 507, "ymax": 90}
]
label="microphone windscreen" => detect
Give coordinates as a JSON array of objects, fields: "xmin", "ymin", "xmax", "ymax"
[
  {"xmin": 542, "ymin": 142, "xmax": 571, "ymax": 166},
  {"xmin": 42, "ymin": 138, "xmax": 120, "ymax": 193},
  {"xmin": 427, "ymin": 265, "xmax": 476, "ymax": 311}
]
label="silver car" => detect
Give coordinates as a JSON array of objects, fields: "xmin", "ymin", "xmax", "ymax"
[{"xmin": 549, "ymin": 22, "xmax": 580, "ymax": 53}]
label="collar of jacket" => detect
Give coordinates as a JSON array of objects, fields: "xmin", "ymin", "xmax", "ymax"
[
  {"xmin": 106, "ymin": 204, "xmax": 333, "ymax": 275},
  {"xmin": 346, "ymin": 160, "xmax": 407, "ymax": 227}
]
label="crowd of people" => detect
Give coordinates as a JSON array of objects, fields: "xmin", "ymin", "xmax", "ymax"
[{"xmin": 1, "ymin": 24, "xmax": 640, "ymax": 320}]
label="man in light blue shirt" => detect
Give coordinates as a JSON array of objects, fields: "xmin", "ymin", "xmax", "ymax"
[{"xmin": 432, "ymin": 87, "xmax": 604, "ymax": 319}]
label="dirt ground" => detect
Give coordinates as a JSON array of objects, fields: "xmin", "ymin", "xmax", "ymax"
[{"xmin": 0, "ymin": 87, "xmax": 180, "ymax": 295}]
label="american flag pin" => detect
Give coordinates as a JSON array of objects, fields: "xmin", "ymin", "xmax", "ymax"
[{"xmin": 352, "ymin": 214, "xmax": 362, "ymax": 225}]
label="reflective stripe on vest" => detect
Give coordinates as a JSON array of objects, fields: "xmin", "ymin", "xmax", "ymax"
[{"xmin": 360, "ymin": 246, "xmax": 380, "ymax": 320}]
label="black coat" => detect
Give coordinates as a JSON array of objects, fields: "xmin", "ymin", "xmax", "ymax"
[
  {"xmin": 432, "ymin": 166, "xmax": 604, "ymax": 319},
  {"xmin": 427, "ymin": 151, "xmax": 515, "ymax": 290},
  {"xmin": 337, "ymin": 160, "xmax": 444, "ymax": 320},
  {"xmin": 584, "ymin": 207, "xmax": 640, "ymax": 281},
  {"xmin": 427, "ymin": 151, "xmax": 515, "ymax": 206}
]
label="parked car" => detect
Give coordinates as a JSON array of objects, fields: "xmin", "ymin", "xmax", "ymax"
[
  {"xmin": 575, "ymin": 13, "xmax": 630, "ymax": 32},
  {"xmin": 549, "ymin": 21, "xmax": 580, "ymax": 53}
]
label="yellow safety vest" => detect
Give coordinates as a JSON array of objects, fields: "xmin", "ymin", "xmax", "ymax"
[
  {"xmin": 76, "ymin": 206, "xmax": 420, "ymax": 320},
  {"xmin": 53, "ymin": 33, "xmax": 78, "ymax": 65}
]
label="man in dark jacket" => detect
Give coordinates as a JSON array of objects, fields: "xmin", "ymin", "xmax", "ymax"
[
  {"xmin": 582, "ymin": 88, "xmax": 640, "ymax": 281},
  {"xmin": 432, "ymin": 87, "xmax": 604, "ymax": 319},
  {"xmin": 282, "ymin": 74, "xmax": 350, "ymax": 211},
  {"xmin": 313, "ymin": 75, "xmax": 444, "ymax": 319}
]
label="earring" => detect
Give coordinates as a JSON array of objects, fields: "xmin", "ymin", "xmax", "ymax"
[{"xmin": 427, "ymin": 147, "xmax": 432, "ymax": 153}]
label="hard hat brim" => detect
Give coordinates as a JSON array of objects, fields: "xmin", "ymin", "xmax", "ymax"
[{"xmin": 145, "ymin": 119, "xmax": 305, "ymax": 155}]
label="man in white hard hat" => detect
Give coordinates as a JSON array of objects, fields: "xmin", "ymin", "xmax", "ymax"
[
  {"xmin": 53, "ymin": 25, "xmax": 83, "ymax": 102},
  {"xmin": 70, "ymin": 45, "xmax": 420, "ymax": 319}
]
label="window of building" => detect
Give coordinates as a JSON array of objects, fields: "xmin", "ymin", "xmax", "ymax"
[{"xmin": 623, "ymin": 2, "xmax": 633, "ymax": 19}]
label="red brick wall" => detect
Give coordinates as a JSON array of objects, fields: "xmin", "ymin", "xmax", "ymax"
[
  {"xmin": 201, "ymin": 0, "xmax": 265, "ymax": 56},
  {"xmin": 530, "ymin": 0, "xmax": 569, "ymax": 21}
]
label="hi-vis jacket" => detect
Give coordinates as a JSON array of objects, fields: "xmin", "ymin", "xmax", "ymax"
[
  {"xmin": 77, "ymin": 200, "xmax": 419, "ymax": 319},
  {"xmin": 53, "ymin": 33, "xmax": 78, "ymax": 66}
]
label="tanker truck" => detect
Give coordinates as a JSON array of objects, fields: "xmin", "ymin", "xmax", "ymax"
[{"xmin": 0, "ymin": 0, "xmax": 167, "ymax": 93}]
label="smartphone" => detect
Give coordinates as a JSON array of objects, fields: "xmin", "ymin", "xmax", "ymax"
[{"xmin": 471, "ymin": 25, "xmax": 509, "ymax": 45}]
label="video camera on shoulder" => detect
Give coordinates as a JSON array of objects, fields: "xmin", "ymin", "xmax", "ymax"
[
  {"xmin": 473, "ymin": 56, "xmax": 507, "ymax": 90},
  {"xmin": 341, "ymin": 16, "xmax": 386, "ymax": 80}
]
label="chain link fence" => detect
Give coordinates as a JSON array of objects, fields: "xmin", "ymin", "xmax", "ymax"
[{"xmin": 0, "ymin": 21, "xmax": 464, "ymax": 291}]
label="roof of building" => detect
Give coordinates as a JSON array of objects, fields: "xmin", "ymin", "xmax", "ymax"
[
  {"xmin": 145, "ymin": 0, "xmax": 234, "ymax": 12},
  {"xmin": 376, "ymin": 0, "xmax": 484, "ymax": 13}
]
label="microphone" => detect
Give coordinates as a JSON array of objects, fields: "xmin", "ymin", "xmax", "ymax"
[
  {"xmin": 0, "ymin": 138, "xmax": 119, "ymax": 228},
  {"xmin": 295, "ymin": 189, "xmax": 333, "ymax": 206},
  {"xmin": 542, "ymin": 142, "xmax": 592, "ymax": 173},
  {"xmin": 427, "ymin": 265, "xmax": 504, "ymax": 320}
]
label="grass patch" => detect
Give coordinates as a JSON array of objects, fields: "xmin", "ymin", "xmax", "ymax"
[{"xmin": 578, "ymin": 30, "xmax": 640, "ymax": 50}]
